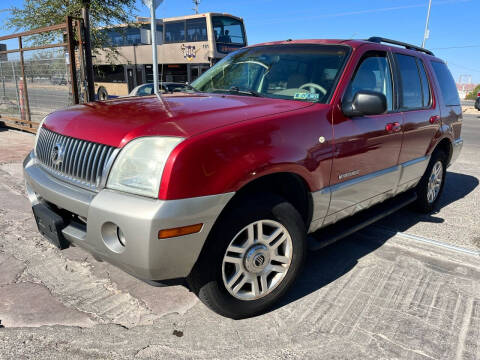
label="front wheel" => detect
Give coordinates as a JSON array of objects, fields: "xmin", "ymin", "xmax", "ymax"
[
  {"xmin": 187, "ymin": 194, "xmax": 307, "ymax": 319},
  {"xmin": 414, "ymin": 150, "xmax": 447, "ymax": 213}
]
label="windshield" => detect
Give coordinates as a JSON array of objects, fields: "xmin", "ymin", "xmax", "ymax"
[
  {"xmin": 212, "ymin": 16, "xmax": 246, "ymax": 45},
  {"xmin": 191, "ymin": 44, "xmax": 350, "ymax": 103}
]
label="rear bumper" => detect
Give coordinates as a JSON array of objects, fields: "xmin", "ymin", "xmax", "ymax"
[
  {"xmin": 450, "ymin": 138, "xmax": 463, "ymax": 166},
  {"xmin": 23, "ymin": 151, "xmax": 233, "ymax": 281}
]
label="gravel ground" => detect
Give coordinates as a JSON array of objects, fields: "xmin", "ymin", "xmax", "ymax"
[{"xmin": 0, "ymin": 115, "xmax": 478, "ymax": 359}]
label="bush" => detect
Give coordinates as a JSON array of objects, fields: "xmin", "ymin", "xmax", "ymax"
[{"xmin": 465, "ymin": 85, "xmax": 480, "ymax": 100}]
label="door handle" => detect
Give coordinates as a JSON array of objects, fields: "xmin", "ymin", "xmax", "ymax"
[{"xmin": 385, "ymin": 122, "xmax": 401, "ymax": 132}]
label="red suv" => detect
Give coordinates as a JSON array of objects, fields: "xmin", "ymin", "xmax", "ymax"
[{"xmin": 24, "ymin": 37, "xmax": 463, "ymax": 318}]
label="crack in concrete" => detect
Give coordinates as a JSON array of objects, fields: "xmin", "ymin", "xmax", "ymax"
[{"xmin": 0, "ymin": 212, "xmax": 160, "ymax": 328}]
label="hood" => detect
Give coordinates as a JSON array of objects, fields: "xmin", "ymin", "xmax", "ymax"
[{"xmin": 43, "ymin": 93, "xmax": 314, "ymax": 148}]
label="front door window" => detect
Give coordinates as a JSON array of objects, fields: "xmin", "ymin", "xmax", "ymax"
[{"xmin": 345, "ymin": 53, "xmax": 394, "ymax": 112}]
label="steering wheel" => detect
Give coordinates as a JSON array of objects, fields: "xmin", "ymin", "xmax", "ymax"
[{"xmin": 299, "ymin": 83, "xmax": 327, "ymax": 96}]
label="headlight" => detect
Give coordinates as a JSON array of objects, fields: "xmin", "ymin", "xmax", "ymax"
[
  {"xmin": 33, "ymin": 117, "xmax": 46, "ymax": 157},
  {"xmin": 107, "ymin": 137, "xmax": 183, "ymax": 198}
]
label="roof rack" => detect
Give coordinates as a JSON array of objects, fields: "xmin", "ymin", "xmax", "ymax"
[{"xmin": 366, "ymin": 37, "xmax": 434, "ymax": 56}]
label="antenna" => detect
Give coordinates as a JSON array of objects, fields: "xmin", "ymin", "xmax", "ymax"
[{"xmin": 193, "ymin": 0, "xmax": 200, "ymax": 14}]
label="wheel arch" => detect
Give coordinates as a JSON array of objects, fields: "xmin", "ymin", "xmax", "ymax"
[
  {"xmin": 217, "ymin": 171, "xmax": 314, "ymax": 233},
  {"xmin": 433, "ymin": 136, "xmax": 453, "ymax": 165}
]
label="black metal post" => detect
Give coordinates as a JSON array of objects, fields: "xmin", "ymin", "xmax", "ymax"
[
  {"xmin": 81, "ymin": 0, "xmax": 95, "ymax": 102},
  {"xmin": 66, "ymin": 17, "xmax": 79, "ymax": 104}
]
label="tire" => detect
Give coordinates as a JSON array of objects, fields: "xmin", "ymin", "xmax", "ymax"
[
  {"xmin": 187, "ymin": 194, "xmax": 307, "ymax": 319},
  {"xmin": 414, "ymin": 149, "xmax": 448, "ymax": 213},
  {"xmin": 97, "ymin": 86, "xmax": 109, "ymax": 101}
]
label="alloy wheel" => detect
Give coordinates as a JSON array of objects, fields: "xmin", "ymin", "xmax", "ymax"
[
  {"xmin": 427, "ymin": 160, "xmax": 443, "ymax": 203},
  {"xmin": 221, "ymin": 219, "xmax": 293, "ymax": 301}
]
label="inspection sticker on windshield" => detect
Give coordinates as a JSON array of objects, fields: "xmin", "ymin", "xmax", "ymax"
[{"xmin": 294, "ymin": 93, "xmax": 319, "ymax": 101}]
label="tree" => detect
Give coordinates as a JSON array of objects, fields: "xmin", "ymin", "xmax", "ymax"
[
  {"xmin": 465, "ymin": 85, "xmax": 480, "ymax": 100},
  {"xmin": 5, "ymin": 0, "xmax": 138, "ymax": 50}
]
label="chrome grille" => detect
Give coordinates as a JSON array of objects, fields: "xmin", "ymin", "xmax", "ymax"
[{"xmin": 35, "ymin": 127, "xmax": 118, "ymax": 191}]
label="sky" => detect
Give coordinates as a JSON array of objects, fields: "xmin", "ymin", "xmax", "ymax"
[{"xmin": 1, "ymin": 0, "xmax": 479, "ymax": 83}]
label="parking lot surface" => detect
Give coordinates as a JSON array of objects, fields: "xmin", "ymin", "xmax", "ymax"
[{"xmin": 0, "ymin": 114, "xmax": 479, "ymax": 359}]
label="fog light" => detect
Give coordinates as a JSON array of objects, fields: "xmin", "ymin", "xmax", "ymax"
[
  {"xmin": 117, "ymin": 227, "xmax": 126, "ymax": 247},
  {"xmin": 101, "ymin": 222, "xmax": 126, "ymax": 253}
]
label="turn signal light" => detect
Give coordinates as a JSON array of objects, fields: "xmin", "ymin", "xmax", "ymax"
[{"xmin": 158, "ymin": 224, "xmax": 203, "ymax": 239}]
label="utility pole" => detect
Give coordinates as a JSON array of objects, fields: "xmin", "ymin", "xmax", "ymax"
[
  {"xmin": 422, "ymin": 0, "xmax": 432, "ymax": 48},
  {"xmin": 142, "ymin": 0, "xmax": 163, "ymax": 97},
  {"xmin": 193, "ymin": 0, "xmax": 200, "ymax": 14},
  {"xmin": 81, "ymin": 0, "xmax": 95, "ymax": 102}
]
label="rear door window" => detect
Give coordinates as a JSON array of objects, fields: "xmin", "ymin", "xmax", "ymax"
[
  {"xmin": 417, "ymin": 60, "xmax": 431, "ymax": 107},
  {"xmin": 431, "ymin": 61, "xmax": 461, "ymax": 106},
  {"xmin": 395, "ymin": 54, "xmax": 423, "ymax": 110}
]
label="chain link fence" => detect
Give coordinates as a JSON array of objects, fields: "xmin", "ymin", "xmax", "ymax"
[
  {"xmin": 0, "ymin": 18, "xmax": 86, "ymax": 133},
  {"xmin": 0, "ymin": 51, "xmax": 73, "ymax": 123}
]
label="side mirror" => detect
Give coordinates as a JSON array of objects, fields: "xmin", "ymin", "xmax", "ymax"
[{"xmin": 342, "ymin": 90, "xmax": 387, "ymax": 117}]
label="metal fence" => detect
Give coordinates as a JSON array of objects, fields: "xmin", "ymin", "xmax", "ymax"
[
  {"xmin": 0, "ymin": 54, "xmax": 73, "ymax": 124},
  {"xmin": 0, "ymin": 18, "xmax": 86, "ymax": 133}
]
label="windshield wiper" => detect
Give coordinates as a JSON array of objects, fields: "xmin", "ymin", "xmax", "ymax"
[
  {"xmin": 228, "ymin": 86, "xmax": 263, "ymax": 97},
  {"xmin": 185, "ymin": 84, "xmax": 201, "ymax": 93}
]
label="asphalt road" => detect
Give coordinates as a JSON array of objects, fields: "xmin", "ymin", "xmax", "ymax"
[
  {"xmin": 462, "ymin": 111, "xmax": 480, "ymax": 144},
  {"xmin": 0, "ymin": 115, "xmax": 478, "ymax": 359},
  {"xmin": 0, "ymin": 83, "xmax": 71, "ymax": 122},
  {"xmin": 461, "ymin": 99, "xmax": 475, "ymax": 107}
]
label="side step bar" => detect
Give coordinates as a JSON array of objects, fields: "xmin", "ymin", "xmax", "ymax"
[{"xmin": 308, "ymin": 191, "xmax": 417, "ymax": 251}]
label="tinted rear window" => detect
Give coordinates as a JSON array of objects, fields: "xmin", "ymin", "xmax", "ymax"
[
  {"xmin": 395, "ymin": 54, "xmax": 423, "ymax": 110},
  {"xmin": 431, "ymin": 62, "xmax": 460, "ymax": 106}
]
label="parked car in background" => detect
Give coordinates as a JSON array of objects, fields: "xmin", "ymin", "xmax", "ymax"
[
  {"xmin": 475, "ymin": 95, "xmax": 480, "ymax": 110},
  {"xmin": 24, "ymin": 37, "xmax": 462, "ymax": 319},
  {"xmin": 128, "ymin": 82, "xmax": 195, "ymax": 97},
  {"xmin": 50, "ymin": 76, "xmax": 67, "ymax": 85}
]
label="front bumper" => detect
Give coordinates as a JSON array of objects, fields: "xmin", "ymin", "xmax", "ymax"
[{"xmin": 23, "ymin": 152, "xmax": 234, "ymax": 281}]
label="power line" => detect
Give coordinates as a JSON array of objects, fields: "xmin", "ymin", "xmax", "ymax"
[
  {"xmin": 431, "ymin": 45, "xmax": 480, "ymax": 50},
  {"xmin": 446, "ymin": 61, "xmax": 480, "ymax": 73}
]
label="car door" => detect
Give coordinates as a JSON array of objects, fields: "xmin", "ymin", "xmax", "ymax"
[
  {"xmin": 325, "ymin": 50, "xmax": 404, "ymax": 226},
  {"xmin": 393, "ymin": 53, "xmax": 439, "ymax": 190}
]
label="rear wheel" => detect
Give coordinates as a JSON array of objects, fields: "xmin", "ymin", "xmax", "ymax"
[
  {"xmin": 187, "ymin": 194, "xmax": 306, "ymax": 319},
  {"xmin": 97, "ymin": 86, "xmax": 108, "ymax": 101},
  {"xmin": 414, "ymin": 149, "xmax": 447, "ymax": 213}
]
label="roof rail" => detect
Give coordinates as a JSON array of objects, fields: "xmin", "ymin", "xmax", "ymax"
[{"xmin": 366, "ymin": 37, "xmax": 434, "ymax": 56}]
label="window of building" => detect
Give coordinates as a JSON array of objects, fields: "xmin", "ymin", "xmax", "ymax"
[
  {"xmin": 94, "ymin": 65, "xmax": 125, "ymax": 83},
  {"xmin": 165, "ymin": 21, "xmax": 186, "ymax": 43},
  {"xmin": 186, "ymin": 18, "xmax": 207, "ymax": 42}
]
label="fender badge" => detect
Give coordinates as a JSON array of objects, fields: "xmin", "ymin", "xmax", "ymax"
[{"xmin": 339, "ymin": 170, "xmax": 360, "ymax": 180}]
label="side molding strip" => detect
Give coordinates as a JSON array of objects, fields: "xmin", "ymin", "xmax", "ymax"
[{"xmin": 309, "ymin": 155, "xmax": 430, "ymax": 233}]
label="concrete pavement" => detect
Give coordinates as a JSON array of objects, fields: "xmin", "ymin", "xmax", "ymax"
[{"xmin": 0, "ymin": 116, "xmax": 479, "ymax": 359}]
